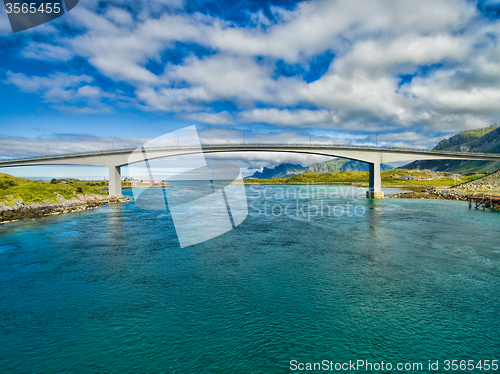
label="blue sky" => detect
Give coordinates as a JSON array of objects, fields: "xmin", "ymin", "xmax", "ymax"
[{"xmin": 1, "ymin": 0, "xmax": 500, "ymax": 177}]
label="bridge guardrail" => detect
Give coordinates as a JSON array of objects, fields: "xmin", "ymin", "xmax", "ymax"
[{"xmin": 1, "ymin": 144, "xmax": 500, "ymax": 163}]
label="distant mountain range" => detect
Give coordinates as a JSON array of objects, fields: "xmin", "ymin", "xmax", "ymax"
[
  {"xmin": 248, "ymin": 159, "xmax": 393, "ymax": 179},
  {"xmin": 404, "ymin": 124, "xmax": 500, "ymax": 173},
  {"xmin": 249, "ymin": 163, "xmax": 308, "ymax": 179}
]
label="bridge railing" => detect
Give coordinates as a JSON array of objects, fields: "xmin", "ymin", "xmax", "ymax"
[{"xmin": 1, "ymin": 144, "xmax": 500, "ymax": 163}]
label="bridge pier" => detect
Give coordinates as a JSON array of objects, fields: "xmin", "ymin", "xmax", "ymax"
[
  {"xmin": 108, "ymin": 165, "xmax": 122, "ymax": 196},
  {"xmin": 367, "ymin": 161, "xmax": 384, "ymax": 199}
]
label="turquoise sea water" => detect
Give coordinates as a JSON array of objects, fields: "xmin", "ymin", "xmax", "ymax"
[{"xmin": 0, "ymin": 185, "xmax": 499, "ymax": 373}]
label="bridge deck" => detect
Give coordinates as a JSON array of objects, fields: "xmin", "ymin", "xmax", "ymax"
[
  {"xmin": 1, "ymin": 144, "xmax": 500, "ymax": 199},
  {"xmin": 1, "ymin": 144, "xmax": 500, "ymax": 164}
]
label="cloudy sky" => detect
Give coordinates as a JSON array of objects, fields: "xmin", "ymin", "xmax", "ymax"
[{"xmin": 1, "ymin": 0, "xmax": 500, "ymax": 177}]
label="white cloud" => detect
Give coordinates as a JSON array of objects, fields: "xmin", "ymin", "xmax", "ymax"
[
  {"xmin": 76, "ymin": 85, "xmax": 103, "ymax": 98},
  {"xmin": 5, "ymin": 72, "xmax": 93, "ymax": 95},
  {"xmin": 359, "ymin": 131, "xmax": 445, "ymax": 149},
  {"xmin": 4, "ymin": 72, "xmax": 124, "ymax": 113},
  {"xmin": 184, "ymin": 111, "xmax": 234, "ymax": 125},
  {"xmin": 162, "ymin": 54, "xmax": 285, "ymax": 106},
  {"xmin": 0, "ymin": 131, "xmax": 338, "ymax": 177},
  {"xmin": 197, "ymin": 127, "xmax": 340, "ymax": 146},
  {"xmin": 135, "ymin": 86, "xmax": 210, "ymax": 112},
  {"xmin": 104, "ymin": 6, "xmax": 135, "ymax": 27},
  {"xmin": 240, "ymin": 109, "xmax": 333, "ymax": 128},
  {"xmin": 340, "ymin": 35, "xmax": 473, "ymax": 74},
  {"xmin": 416, "ymin": 85, "xmax": 500, "ymax": 113},
  {"xmin": 21, "ymin": 42, "xmax": 74, "ymax": 62},
  {"xmin": 0, "ymin": 135, "xmax": 149, "ymax": 158},
  {"xmin": 204, "ymin": 0, "xmax": 476, "ymax": 62},
  {"xmin": 205, "ymin": 152, "xmax": 334, "ymax": 175},
  {"xmin": 5, "ymin": 0, "xmax": 500, "ymax": 149}
]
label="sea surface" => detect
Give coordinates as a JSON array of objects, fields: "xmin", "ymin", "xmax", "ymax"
[{"xmin": 0, "ymin": 184, "xmax": 499, "ymax": 373}]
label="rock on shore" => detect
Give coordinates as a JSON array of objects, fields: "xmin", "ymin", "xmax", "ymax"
[
  {"xmin": 0, "ymin": 194, "xmax": 132, "ymax": 223},
  {"xmin": 451, "ymin": 169, "xmax": 500, "ymax": 191},
  {"xmin": 387, "ymin": 170, "xmax": 500, "ymax": 209}
]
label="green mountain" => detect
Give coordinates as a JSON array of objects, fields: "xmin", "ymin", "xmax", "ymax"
[
  {"xmin": 249, "ymin": 163, "xmax": 307, "ymax": 179},
  {"xmin": 306, "ymin": 159, "xmax": 394, "ymax": 173},
  {"xmin": 405, "ymin": 125, "xmax": 500, "ymax": 173},
  {"xmin": 248, "ymin": 159, "xmax": 393, "ymax": 179},
  {"xmin": 433, "ymin": 124, "xmax": 499, "ymax": 151}
]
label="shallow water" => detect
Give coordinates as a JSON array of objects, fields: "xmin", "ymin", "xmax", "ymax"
[{"xmin": 0, "ymin": 185, "xmax": 499, "ymax": 373}]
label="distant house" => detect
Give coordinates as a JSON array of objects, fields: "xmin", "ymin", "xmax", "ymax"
[
  {"xmin": 400, "ymin": 175, "xmax": 415, "ymax": 180},
  {"xmin": 142, "ymin": 180, "xmax": 162, "ymax": 185}
]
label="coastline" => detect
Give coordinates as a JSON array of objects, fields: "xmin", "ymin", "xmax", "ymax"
[
  {"xmin": 245, "ymin": 181, "xmax": 500, "ymax": 209},
  {"xmin": 246, "ymin": 181, "xmax": 438, "ymax": 189},
  {"xmin": 2, "ymin": 174, "xmax": 499, "ymax": 225},
  {"xmin": 387, "ymin": 187, "xmax": 500, "ymax": 208},
  {"xmin": 387, "ymin": 171, "xmax": 500, "ymax": 209},
  {"xmin": 0, "ymin": 194, "xmax": 132, "ymax": 224}
]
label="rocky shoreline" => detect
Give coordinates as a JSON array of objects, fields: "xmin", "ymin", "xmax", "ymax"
[
  {"xmin": 386, "ymin": 188, "xmax": 469, "ymax": 201},
  {"xmin": 0, "ymin": 194, "xmax": 132, "ymax": 224},
  {"xmin": 387, "ymin": 170, "xmax": 500, "ymax": 210}
]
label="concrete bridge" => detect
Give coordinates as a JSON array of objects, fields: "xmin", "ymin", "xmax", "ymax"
[{"xmin": 1, "ymin": 144, "xmax": 499, "ymax": 198}]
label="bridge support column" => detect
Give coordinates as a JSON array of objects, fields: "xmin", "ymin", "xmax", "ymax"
[
  {"xmin": 108, "ymin": 166, "xmax": 122, "ymax": 196},
  {"xmin": 367, "ymin": 162, "xmax": 384, "ymax": 199}
]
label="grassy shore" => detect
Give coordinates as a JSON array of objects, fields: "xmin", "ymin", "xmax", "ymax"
[
  {"xmin": 244, "ymin": 169, "xmax": 485, "ymax": 188},
  {"xmin": 0, "ymin": 174, "xmax": 135, "ymax": 223},
  {"xmin": 0, "ymin": 173, "xmax": 135, "ymax": 207},
  {"xmin": 0, "ymin": 174, "xmax": 114, "ymax": 206}
]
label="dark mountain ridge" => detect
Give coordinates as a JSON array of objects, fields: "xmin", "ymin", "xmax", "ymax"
[
  {"xmin": 433, "ymin": 124, "xmax": 499, "ymax": 151},
  {"xmin": 248, "ymin": 159, "xmax": 393, "ymax": 179},
  {"xmin": 249, "ymin": 163, "xmax": 307, "ymax": 179},
  {"xmin": 405, "ymin": 125, "xmax": 500, "ymax": 173}
]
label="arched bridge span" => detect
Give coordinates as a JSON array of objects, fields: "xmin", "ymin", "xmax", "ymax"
[{"xmin": 1, "ymin": 144, "xmax": 499, "ymax": 198}]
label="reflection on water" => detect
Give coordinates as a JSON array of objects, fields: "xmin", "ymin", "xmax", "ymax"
[
  {"xmin": 0, "ymin": 185, "xmax": 499, "ymax": 373},
  {"xmin": 366, "ymin": 198, "xmax": 384, "ymax": 241}
]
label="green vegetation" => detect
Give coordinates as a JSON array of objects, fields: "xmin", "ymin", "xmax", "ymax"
[
  {"xmin": 433, "ymin": 124, "xmax": 498, "ymax": 150},
  {"xmin": 0, "ymin": 173, "xmax": 109, "ymax": 206},
  {"xmin": 405, "ymin": 124, "xmax": 500, "ymax": 172},
  {"xmin": 406, "ymin": 159, "xmax": 500, "ymax": 174},
  {"xmin": 306, "ymin": 159, "xmax": 393, "ymax": 173},
  {"xmin": 245, "ymin": 169, "xmax": 486, "ymax": 188},
  {"xmin": 442, "ymin": 160, "xmax": 500, "ymax": 174}
]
